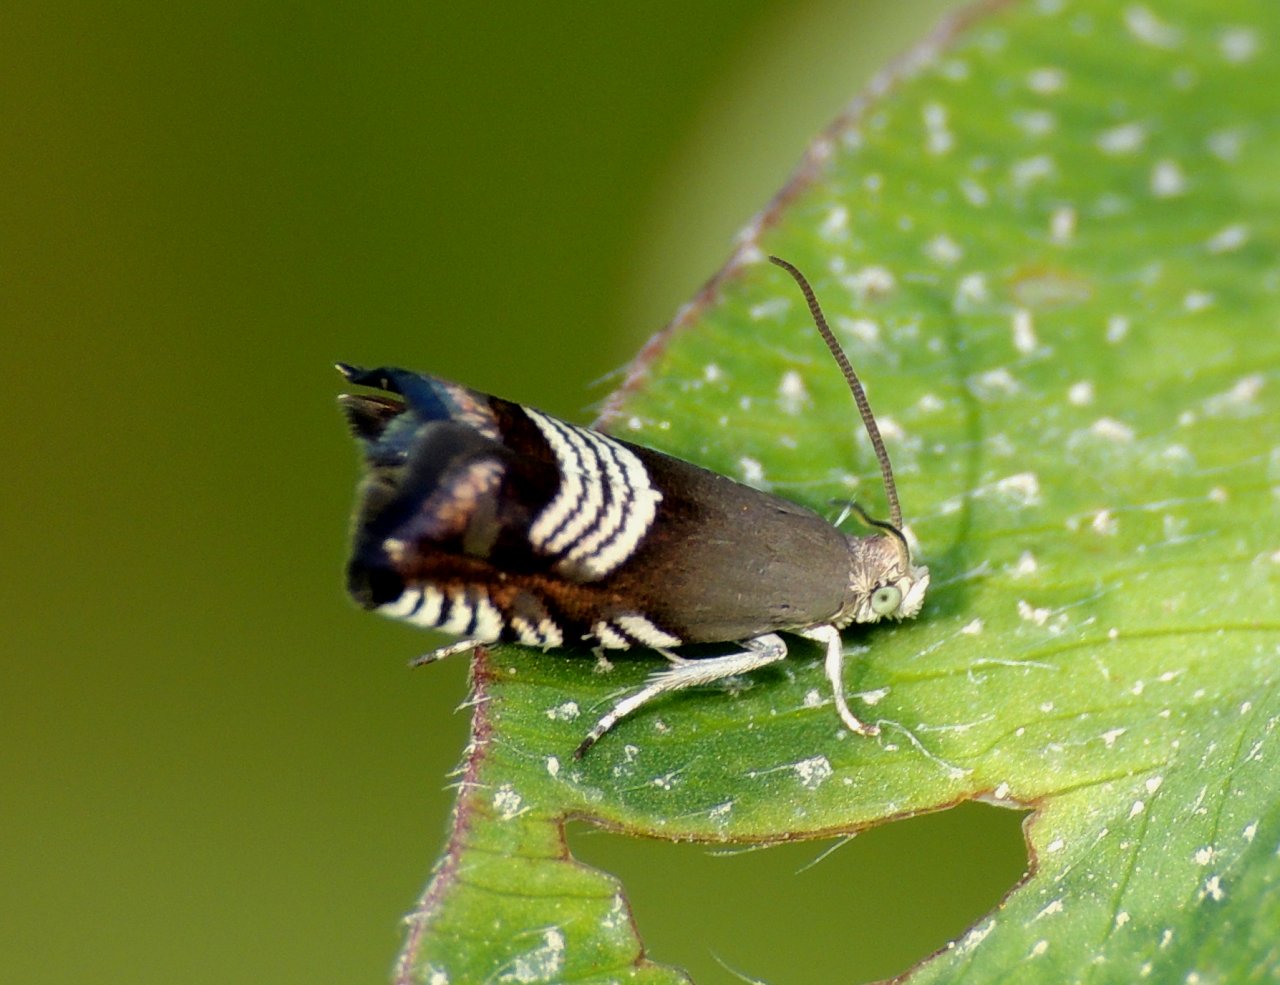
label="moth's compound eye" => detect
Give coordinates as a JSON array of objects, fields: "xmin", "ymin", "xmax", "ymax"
[{"xmin": 870, "ymin": 584, "xmax": 903, "ymax": 616}]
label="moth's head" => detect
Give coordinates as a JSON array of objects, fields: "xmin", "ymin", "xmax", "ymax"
[{"xmin": 839, "ymin": 525, "xmax": 929, "ymax": 626}]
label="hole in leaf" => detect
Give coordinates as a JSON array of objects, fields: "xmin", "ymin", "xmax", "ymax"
[{"xmin": 569, "ymin": 800, "xmax": 1028, "ymax": 984}]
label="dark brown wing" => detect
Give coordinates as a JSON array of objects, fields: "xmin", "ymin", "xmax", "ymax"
[{"xmin": 338, "ymin": 365, "xmax": 850, "ymax": 649}]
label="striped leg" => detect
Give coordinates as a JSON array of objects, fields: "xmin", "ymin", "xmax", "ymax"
[
  {"xmin": 409, "ymin": 638, "xmax": 483, "ymax": 667},
  {"xmin": 798, "ymin": 624, "xmax": 880, "ymax": 737},
  {"xmin": 573, "ymin": 633, "xmax": 788, "ymax": 758}
]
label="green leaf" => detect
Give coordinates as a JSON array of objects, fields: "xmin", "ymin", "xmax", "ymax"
[{"xmin": 395, "ymin": 1, "xmax": 1280, "ymax": 981}]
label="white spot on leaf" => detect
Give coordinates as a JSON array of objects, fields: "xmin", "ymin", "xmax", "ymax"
[
  {"xmin": 1012, "ymin": 551, "xmax": 1039, "ymax": 577},
  {"xmin": 955, "ymin": 272, "xmax": 990, "ymax": 308},
  {"xmin": 1012, "ymin": 309, "xmax": 1037, "ymax": 354},
  {"xmin": 778, "ymin": 370, "xmax": 809, "ymax": 415},
  {"xmin": 923, "ymin": 102, "xmax": 954, "ymax": 155},
  {"xmin": 1183, "ymin": 290, "xmax": 1214, "ymax": 311},
  {"xmin": 995, "ymin": 472, "xmax": 1042, "ymax": 506},
  {"xmin": 1151, "ymin": 158, "xmax": 1187, "ymax": 197},
  {"xmin": 1207, "ymin": 127, "xmax": 1245, "ymax": 162},
  {"xmin": 970, "ymin": 367, "xmax": 1021, "ymax": 398},
  {"xmin": 546, "ymin": 701, "xmax": 580, "ymax": 722},
  {"xmin": 749, "ymin": 297, "xmax": 790, "ymax": 321},
  {"xmin": 1018, "ymin": 600, "xmax": 1051, "ymax": 626},
  {"xmin": 793, "ymin": 755, "xmax": 834, "ymax": 790},
  {"xmin": 960, "ymin": 177, "xmax": 990, "ymax": 207},
  {"xmin": 1027, "ymin": 67, "xmax": 1067, "ymax": 94},
  {"xmin": 846, "ymin": 265, "xmax": 896, "ymax": 302},
  {"xmin": 1050, "ymin": 206, "xmax": 1076, "ymax": 243},
  {"xmin": 738, "ymin": 456, "xmax": 769, "ymax": 489},
  {"xmin": 1097, "ymin": 122, "xmax": 1148, "ymax": 155},
  {"xmin": 498, "ymin": 928, "xmax": 566, "ymax": 983},
  {"xmin": 958, "ymin": 919, "xmax": 996, "ymax": 953},
  {"xmin": 1014, "ymin": 109, "xmax": 1057, "ymax": 138},
  {"xmin": 493, "ymin": 784, "xmax": 526, "ymax": 821},
  {"xmin": 1091, "ymin": 417, "xmax": 1135, "ymax": 442},
  {"xmin": 821, "ymin": 205, "xmax": 849, "ymax": 239},
  {"xmin": 1068, "ymin": 380, "xmax": 1095, "ymax": 406},
  {"xmin": 1203, "ymin": 374, "xmax": 1264, "ymax": 416},
  {"xmin": 1218, "ymin": 26, "xmax": 1259, "ymax": 63},
  {"xmin": 916, "ymin": 392, "xmax": 945, "ymax": 413},
  {"xmin": 1091, "ymin": 509, "xmax": 1119, "ymax": 536},
  {"xmin": 1124, "ymin": 6, "xmax": 1182, "ymax": 48},
  {"xmin": 1011, "ymin": 154, "xmax": 1056, "ymax": 188},
  {"xmin": 1206, "ymin": 224, "xmax": 1248, "ymax": 254},
  {"xmin": 925, "ymin": 233, "xmax": 963, "ymax": 265},
  {"xmin": 838, "ymin": 316, "xmax": 880, "ymax": 347}
]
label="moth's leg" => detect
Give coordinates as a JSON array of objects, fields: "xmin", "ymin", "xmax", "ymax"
[
  {"xmin": 409, "ymin": 638, "xmax": 483, "ymax": 668},
  {"xmin": 589, "ymin": 646, "xmax": 615, "ymax": 673},
  {"xmin": 573, "ymin": 633, "xmax": 788, "ymax": 759},
  {"xmin": 653, "ymin": 646, "xmax": 688, "ymax": 665},
  {"xmin": 797, "ymin": 624, "xmax": 880, "ymax": 737}
]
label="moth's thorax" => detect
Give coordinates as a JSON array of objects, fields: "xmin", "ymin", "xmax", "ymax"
[{"xmin": 836, "ymin": 532, "xmax": 931, "ymax": 627}]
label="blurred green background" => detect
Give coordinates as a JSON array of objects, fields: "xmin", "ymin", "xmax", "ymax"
[{"xmin": 2, "ymin": 2, "xmax": 1030, "ymax": 982}]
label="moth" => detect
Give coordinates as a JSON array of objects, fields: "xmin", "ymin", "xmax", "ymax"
[{"xmin": 338, "ymin": 256, "xmax": 929, "ymax": 757}]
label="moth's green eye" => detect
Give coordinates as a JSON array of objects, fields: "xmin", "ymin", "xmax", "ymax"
[{"xmin": 871, "ymin": 585, "xmax": 902, "ymax": 616}]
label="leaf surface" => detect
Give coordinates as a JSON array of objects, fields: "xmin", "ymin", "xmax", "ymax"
[{"xmin": 396, "ymin": 2, "xmax": 1280, "ymax": 981}]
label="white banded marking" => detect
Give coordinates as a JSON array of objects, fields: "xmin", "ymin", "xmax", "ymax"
[
  {"xmin": 562, "ymin": 429, "xmax": 631, "ymax": 566},
  {"xmin": 527, "ymin": 413, "xmax": 587, "ymax": 550},
  {"xmin": 538, "ymin": 415, "xmax": 605, "ymax": 554},
  {"xmin": 509, "ymin": 614, "xmax": 565, "ymax": 649},
  {"xmin": 615, "ymin": 615, "xmax": 682, "ymax": 649},
  {"xmin": 525, "ymin": 409, "xmax": 662, "ymax": 580},
  {"xmin": 438, "ymin": 589, "xmax": 474, "ymax": 635},
  {"xmin": 471, "ymin": 594, "xmax": 503, "ymax": 642},
  {"xmin": 419, "ymin": 587, "xmax": 445, "ymax": 627},
  {"xmin": 383, "ymin": 586, "xmax": 446, "ymax": 628},
  {"xmin": 591, "ymin": 621, "xmax": 630, "ymax": 649},
  {"xmin": 536, "ymin": 618, "xmax": 564, "ymax": 649},
  {"xmin": 380, "ymin": 588, "xmax": 423, "ymax": 618},
  {"xmin": 510, "ymin": 616, "xmax": 544, "ymax": 647}
]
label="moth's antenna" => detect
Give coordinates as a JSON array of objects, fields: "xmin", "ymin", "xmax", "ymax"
[{"xmin": 768, "ymin": 255, "xmax": 903, "ymax": 530}]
